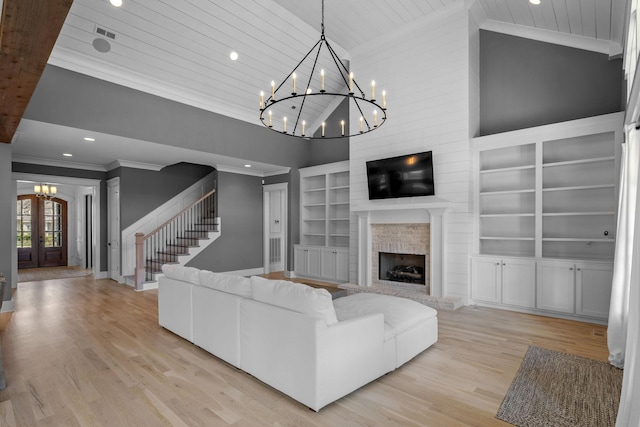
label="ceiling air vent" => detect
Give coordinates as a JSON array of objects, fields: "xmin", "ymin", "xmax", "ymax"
[{"xmin": 95, "ymin": 26, "xmax": 116, "ymax": 40}]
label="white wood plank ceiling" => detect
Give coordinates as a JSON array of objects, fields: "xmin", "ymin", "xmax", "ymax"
[
  {"xmin": 7, "ymin": 0, "xmax": 618, "ymax": 171},
  {"xmin": 48, "ymin": 0, "xmax": 621, "ymax": 132}
]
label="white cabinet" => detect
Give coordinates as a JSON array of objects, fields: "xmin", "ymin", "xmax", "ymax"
[
  {"xmin": 321, "ymin": 248, "xmax": 349, "ymax": 282},
  {"xmin": 536, "ymin": 260, "xmax": 576, "ymax": 314},
  {"xmin": 294, "ymin": 245, "xmax": 348, "ymax": 283},
  {"xmin": 471, "ymin": 256, "xmax": 536, "ymax": 308},
  {"xmin": 471, "ymin": 114, "xmax": 622, "ymax": 323},
  {"xmin": 575, "ymin": 262, "xmax": 613, "ymax": 319},
  {"xmin": 536, "ymin": 260, "xmax": 613, "ymax": 319},
  {"xmin": 294, "ymin": 246, "xmax": 321, "ymax": 278}
]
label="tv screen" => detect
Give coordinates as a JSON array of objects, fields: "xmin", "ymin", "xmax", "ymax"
[{"xmin": 366, "ymin": 151, "xmax": 435, "ymax": 200}]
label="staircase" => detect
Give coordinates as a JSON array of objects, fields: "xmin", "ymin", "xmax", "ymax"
[{"xmin": 133, "ymin": 189, "xmax": 220, "ymax": 290}]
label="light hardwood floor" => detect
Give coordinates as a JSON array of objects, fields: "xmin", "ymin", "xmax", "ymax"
[{"xmin": 0, "ymin": 276, "xmax": 609, "ymax": 426}]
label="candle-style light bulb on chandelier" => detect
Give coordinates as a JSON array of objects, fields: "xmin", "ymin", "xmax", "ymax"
[{"xmin": 259, "ymin": 0, "xmax": 387, "ymax": 139}]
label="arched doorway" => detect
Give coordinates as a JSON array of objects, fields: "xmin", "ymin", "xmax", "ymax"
[{"xmin": 17, "ymin": 195, "xmax": 68, "ymax": 269}]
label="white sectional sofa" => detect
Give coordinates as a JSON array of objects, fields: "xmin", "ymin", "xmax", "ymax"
[{"xmin": 158, "ymin": 265, "xmax": 438, "ymax": 411}]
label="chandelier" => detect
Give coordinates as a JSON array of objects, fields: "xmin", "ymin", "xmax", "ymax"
[
  {"xmin": 34, "ymin": 184, "xmax": 57, "ymax": 200},
  {"xmin": 259, "ymin": 0, "xmax": 387, "ymax": 139}
]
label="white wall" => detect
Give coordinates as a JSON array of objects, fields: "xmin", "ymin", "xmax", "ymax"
[{"xmin": 348, "ymin": 3, "xmax": 477, "ymax": 300}]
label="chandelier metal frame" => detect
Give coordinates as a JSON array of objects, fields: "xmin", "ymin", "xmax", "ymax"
[{"xmin": 259, "ymin": 0, "xmax": 387, "ymax": 139}]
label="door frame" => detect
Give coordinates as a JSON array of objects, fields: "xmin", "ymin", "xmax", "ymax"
[
  {"xmin": 263, "ymin": 183, "xmax": 288, "ymax": 275},
  {"xmin": 107, "ymin": 177, "xmax": 121, "ymax": 283},
  {"xmin": 12, "ymin": 173, "xmax": 103, "ymax": 288}
]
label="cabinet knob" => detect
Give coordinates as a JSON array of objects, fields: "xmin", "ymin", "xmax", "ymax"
[
  {"xmin": 502, "ymin": 263, "xmax": 506, "ymax": 266},
  {"xmin": 496, "ymin": 263, "xmax": 500, "ymax": 266},
  {"xmin": 577, "ymin": 268, "xmax": 581, "ymax": 271},
  {"xmin": 570, "ymin": 267, "xmax": 573, "ymax": 271}
]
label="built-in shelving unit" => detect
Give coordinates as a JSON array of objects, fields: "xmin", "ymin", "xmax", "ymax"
[
  {"xmin": 478, "ymin": 143, "xmax": 536, "ymax": 257},
  {"xmin": 296, "ymin": 161, "xmax": 350, "ymax": 283},
  {"xmin": 541, "ymin": 132, "xmax": 617, "ymax": 260},
  {"xmin": 471, "ymin": 113, "xmax": 624, "ymax": 323}
]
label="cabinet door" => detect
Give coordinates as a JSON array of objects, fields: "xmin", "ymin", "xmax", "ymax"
[
  {"xmin": 536, "ymin": 261, "xmax": 575, "ymax": 313},
  {"xmin": 471, "ymin": 257, "xmax": 501, "ymax": 303},
  {"xmin": 575, "ymin": 262, "xmax": 613, "ymax": 319},
  {"xmin": 294, "ymin": 246, "xmax": 308, "ymax": 275},
  {"xmin": 335, "ymin": 249, "xmax": 349, "ymax": 282},
  {"xmin": 501, "ymin": 258, "xmax": 536, "ymax": 308},
  {"xmin": 321, "ymin": 249, "xmax": 336, "ymax": 279},
  {"xmin": 307, "ymin": 247, "xmax": 322, "ymax": 277}
]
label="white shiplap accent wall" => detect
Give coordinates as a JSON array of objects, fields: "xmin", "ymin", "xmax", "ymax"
[{"xmin": 348, "ymin": 3, "xmax": 475, "ymax": 301}]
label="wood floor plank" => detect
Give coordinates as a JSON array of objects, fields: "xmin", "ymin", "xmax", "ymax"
[{"xmin": 0, "ymin": 275, "xmax": 610, "ymax": 426}]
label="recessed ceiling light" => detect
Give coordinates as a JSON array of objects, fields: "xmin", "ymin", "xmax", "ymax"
[
  {"xmin": 84, "ymin": 137, "xmax": 95, "ymax": 142},
  {"xmin": 230, "ymin": 51, "xmax": 239, "ymax": 61},
  {"xmin": 244, "ymin": 164, "xmax": 251, "ymax": 168},
  {"xmin": 110, "ymin": 0, "xmax": 123, "ymax": 7},
  {"xmin": 529, "ymin": 0, "xmax": 540, "ymax": 4},
  {"xmin": 63, "ymin": 153, "xmax": 73, "ymax": 157}
]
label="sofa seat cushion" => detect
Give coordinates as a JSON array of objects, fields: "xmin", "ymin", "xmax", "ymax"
[
  {"xmin": 199, "ymin": 270, "xmax": 252, "ymax": 298},
  {"xmin": 250, "ymin": 276, "xmax": 338, "ymax": 325},
  {"xmin": 333, "ymin": 293, "xmax": 437, "ymax": 336},
  {"xmin": 161, "ymin": 264, "xmax": 201, "ymax": 285}
]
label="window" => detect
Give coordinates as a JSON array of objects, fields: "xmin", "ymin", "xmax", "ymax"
[
  {"xmin": 43, "ymin": 200, "xmax": 63, "ymax": 248},
  {"xmin": 17, "ymin": 198, "xmax": 32, "ymax": 248}
]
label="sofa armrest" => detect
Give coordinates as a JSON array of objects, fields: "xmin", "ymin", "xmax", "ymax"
[{"xmin": 315, "ymin": 313, "xmax": 386, "ymax": 408}]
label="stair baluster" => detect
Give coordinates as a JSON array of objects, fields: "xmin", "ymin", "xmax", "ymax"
[{"xmin": 134, "ymin": 190, "xmax": 217, "ymax": 290}]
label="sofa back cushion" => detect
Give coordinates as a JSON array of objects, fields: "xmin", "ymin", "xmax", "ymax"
[
  {"xmin": 199, "ymin": 270, "xmax": 252, "ymax": 298},
  {"xmin": 161, "ymin": 264, "xmax": 201, "ymax": 285},
  {"xmin": 250, "ymin": 276, "xmax": 338, "ymax": 325}
]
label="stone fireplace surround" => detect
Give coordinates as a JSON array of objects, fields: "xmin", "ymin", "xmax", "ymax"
[
  {"xmin": 372, "ymin": 224, "xmax": 430, "ymax": 292},
  {"xmin": 343, "ymin": 199, "xmax": 463, "ymax": 310}
]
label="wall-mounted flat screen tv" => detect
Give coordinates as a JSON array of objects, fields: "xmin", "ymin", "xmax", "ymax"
[{"xmin": 366, "ymin": 151, "xmax": 435, "ymax": 200}]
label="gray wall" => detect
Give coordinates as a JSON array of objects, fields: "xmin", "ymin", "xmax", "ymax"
[
  {"xmin": 0, "ymin": 144, "xmax": 13, "ymax": 302},
  {"xmin": 187, "ymin": 171, "xmax": 263, "ymax": 272},
  {"xmin": 24, "ymin": 65, "xmax": 313, "ymax": 169},
  {"xmin": 479, "ymin": 31, "xmax": 624, "ymax": 136},
  {"xmin": 12, "ymin": 162, "xmax": 109, "ymax": 273},
  {"xmin": 308, "ymin": 98, "xmax": 350, "ymax": 166},
  {"xmin": 111, "ymin": 163, "xmax": 215, "ymax": 229}
]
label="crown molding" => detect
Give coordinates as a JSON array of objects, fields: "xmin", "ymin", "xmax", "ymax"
[
  {"xmin": 215, "ymin": 164, "xmax": 290, "ymax": 177},
  {"xmin": 12, "ymin": 155, "xmax": 107, "ymax": 172},
  {"xmin": 106, "ymin": 159, "xmax": 164, "ymax": 171},
  {"xmin": 481, "ymin": 19, "xmax": 623, "ymax": 57}
]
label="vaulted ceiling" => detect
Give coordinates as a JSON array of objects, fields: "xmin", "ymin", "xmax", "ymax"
[{"xmin": 1, "ymin": 0, "xmax": 628, "ymax": 173}]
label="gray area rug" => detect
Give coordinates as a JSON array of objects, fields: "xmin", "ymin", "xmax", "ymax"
[
  {"xmin": 18, "ymin": 266, "xmax": 92, "ymax": 283},
  {"xmin": 497, "ymin": 346, "xmax": 623, "ymax": 427}
]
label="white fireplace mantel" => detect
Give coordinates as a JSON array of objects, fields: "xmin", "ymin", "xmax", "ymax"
[{"xmin": 353, "ymin": 198, "xmax": 454, "ymax": 297}]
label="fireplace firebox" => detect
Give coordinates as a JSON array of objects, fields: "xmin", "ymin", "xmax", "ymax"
[{"xmin": 378, "ymin": 252, "xmax": 426, "ymax": 285}]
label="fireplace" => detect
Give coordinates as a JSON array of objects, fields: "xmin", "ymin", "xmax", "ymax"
[
  {"xmin": 371, "ymin": 223, "xmax": 430, "ymax": 294},
  {"xmin": 379, "ymin": 252, "xmax": 426, "ymax": 285}
]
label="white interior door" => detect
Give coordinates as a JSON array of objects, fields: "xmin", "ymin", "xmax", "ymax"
[
  {"xmin": 263, "ymin": 183, "xmax": 287, "ymax": 274},
  {"xmin": 107, "ymin": 178, "xmax": 121, "ymax": 281}
]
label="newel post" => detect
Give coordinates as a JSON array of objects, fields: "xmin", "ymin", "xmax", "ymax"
[{"xmin": 134, "ymin": 232, "xmax": 145, "ymax": 291}]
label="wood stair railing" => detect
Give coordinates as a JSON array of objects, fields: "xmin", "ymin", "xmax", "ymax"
[{"xmin": 134, "ymin": 190, "xmax": 217, "ymax": 290}]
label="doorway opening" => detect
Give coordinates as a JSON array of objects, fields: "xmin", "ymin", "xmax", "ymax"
[{"xmin": 17, "ymin": 195, "xmax": 68, "ymax": 269}]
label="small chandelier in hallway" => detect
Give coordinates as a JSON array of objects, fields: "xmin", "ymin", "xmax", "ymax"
[{"xmin": 34, "ymin": 183, "xmax": 57, "ymax": 200}]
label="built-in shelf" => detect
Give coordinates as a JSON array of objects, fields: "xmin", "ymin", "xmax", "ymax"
[
  {"xmin": 542, "ymin": 156, "xmax": 616, "ymax": 168},
  {"xmin": 542, "ymin": 212, "xmax": 615, "ymax": 217},
  {"xmin": 300, "ymin": 161, "xmax": 350, "ymax": 248},
  {"xmin": 480, "ymin": 213, "xmax": 535, "ymax": 218},
  {"xmin": 543, "ymin": 184, "xmax": 615, "ymax": 192},
  {"xmin": 474, "ymin": 113, "xmax": 622, "ymax": 261}
]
